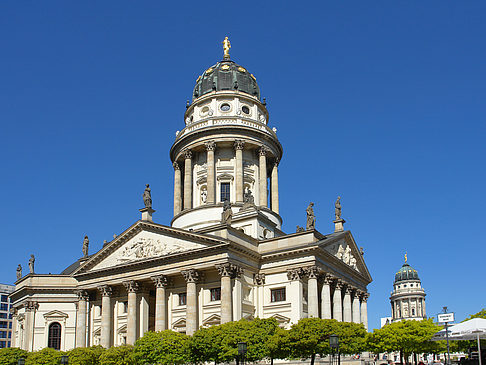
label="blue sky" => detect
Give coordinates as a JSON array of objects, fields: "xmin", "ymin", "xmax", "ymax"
[{"xmin": 1, "ymin": 1, "xmax": 484, "ymax": 330}]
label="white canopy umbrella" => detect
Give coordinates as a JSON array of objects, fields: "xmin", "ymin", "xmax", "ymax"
[{"xmin": 432, "ymin": 318, "xmax": 486, "ymax": 365}]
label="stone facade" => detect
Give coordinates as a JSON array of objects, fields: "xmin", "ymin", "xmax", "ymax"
[{"xmin": 10, "ymin": 47, "xmax": 372, "ymax": 351}]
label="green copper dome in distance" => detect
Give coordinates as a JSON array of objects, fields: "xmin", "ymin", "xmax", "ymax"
[
  {"xmin": 394, "ymin": 263, "xmax": 420, "ymax": 283},
  {"xmin": 192, "ymin": 60, "xmax": 261, "ymax": 101}
]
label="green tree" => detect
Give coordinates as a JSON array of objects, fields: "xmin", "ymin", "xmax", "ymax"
[
  {"xmin": 0, "ymin": 347, "xmax": 29, "ymax": 365},
  {"xmin": 26, "ymin": 347, "xmax": 64, "ymax": 365},
  {"xmin": 67, "ymin": 346, "xmax": 105, "ymax": 365},
  {"xmin": 133, "ymin": 330, "xmax": 190, "ymax": 365},
  {"xmin": 267, "ymin": 326, "xmax": 291, "ymax": 365},
  {"xmin": 99, "ymin": 345, "xmax": 134, "ymax": 365},
  {"xmin": 465, "ymin": 308, "xmax": 486, "ymax": 320}
]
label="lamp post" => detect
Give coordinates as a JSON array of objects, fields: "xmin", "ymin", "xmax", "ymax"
[
  {"xmin": 60, "ymin": 355, "xmax": 69, "ymax": 365},
  {"xmin": 17, "ymin": 359, "xmax": 25, "ymax": 365},
  {"xmin": 330, "ymin": 334, "xmax": 340, "ymax": 365},
  {"xmin": 442, "ymin": 307, "xmax": 451, "ymax": 365},
  {"xmin": 238, "ymin": 341, "xmax": 248, "ymax": 365}
]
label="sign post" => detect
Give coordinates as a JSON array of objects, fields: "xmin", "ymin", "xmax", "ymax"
[{"xmin": 438, "ymin": 307, "xmax": 455, "ymax": 365}]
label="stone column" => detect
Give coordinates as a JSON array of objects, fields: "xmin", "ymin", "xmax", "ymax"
[
  {"xmin": 205, "ymin": 141, "xmax": 216, "ymax": 204},
  {"xmin": 306, "ymin": 266, "xmax": 319, "ymax": 318},
  {"xmin": 332, "ymin": 281, "xmax": 343, "ymax": 322},
  {"xmin": 234, "ymin": 140, "xmax": 245, "ymax": 202},
  {"xmin": 183, "ymin": 149, "xmax": 193, "ymax": 210},
  {"xmin": 181, "ymin": 269, "xmax": 200, "ymax": 335},
  {"xmin": 10, "ymin": 309, "xmax": 17, "ymax": 348},
  {"xmin": 360, "ymin": 293, "xmax": 369, "ymax": 330},
  {"xmin": 123, "ymin": 281, "xmax": 139, "ymax": 345},
  {"xmin": 271, "ymin": 159, "xmax": 279, "ymax": 214},
  {"xmin": 23, "ymin": 301, "xmax": 37, "ymax": 351},
  {"xmin": 352, "ymin": 290, "xmax": 361, "ymax": 324},
  {"xmin": 151, "ymin": 275, "xmax": 169, "ymax": 331},
  {"xmin": 216, "ymin": 263, "xmax": 238, "ymax": 324},
  {"xmin": 173, "ymin": 162, "xmax": 182, "ymax": 215},
  {"xmin": 343, "ymin": 286, "xmax": 352, "ymax": 322},
  {"xmin": 253, "ymin": 274, "xmax": 265, "ymax": 319},
  {"xmin": 258, "ymin": 146, "xmax": 267, "ymax": 207},
  {"xmin": 76, "ymin": 290, "xmax": 89, "ymax": 348},
  {"xmin": 287, "ymin": 268, "xmax": 305, "ymax": 322},
  {"xmin": 321, "ymin": 274, "xmax": 332, "ymax": 319},
  {"xmin": 233, "ymin": 269, "xmax": 243, "ymax": 321},
  {"xmin": 98, "ymin": 285, "xmax": 112, "ymax": 348},
  {"xmin": 139, "ymin": 291, "xmax": 149, "ymax": 337}
]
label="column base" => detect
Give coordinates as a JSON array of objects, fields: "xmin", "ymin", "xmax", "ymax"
[
  {"xmin": 140, "ymin": 207, "xmax": 155, "ymax": 222},
  {"xmin": 333, "ymin": 218, "xmax": 346, "ymax": 232}
]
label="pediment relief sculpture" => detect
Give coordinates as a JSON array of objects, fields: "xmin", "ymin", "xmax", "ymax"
[
  {"xmin": 328, "ymin": 242, "xmax": 358, "ymax": 270},
  {"xmin": 117, "ymin": 237, "xmax": 198, "ymax": 263}
]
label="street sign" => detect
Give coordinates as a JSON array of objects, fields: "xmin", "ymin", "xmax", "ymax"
[{"xmin": 438, "ymin": 313, "xmax": 455, "ymax": 323}]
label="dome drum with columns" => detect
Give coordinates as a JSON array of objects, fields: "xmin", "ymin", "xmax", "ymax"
[{"xmin": 10, "ymin": 39, "xmax": 372, "ymax": 352}]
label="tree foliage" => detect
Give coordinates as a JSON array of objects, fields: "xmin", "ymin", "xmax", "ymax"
[
  {"xmin": 0, "ymin": 347, "xmax": 29, "ymax": 365},
  {"xmin": 67, "ymin": 346, "xmax": 105, "ymax": 365},
  {"xmin": 99, "ymin": 345, "xmax": 134, "ymax": 365},
  {"xmin": 26, "ymin": 347, "xmax": 64, "ymax": 365},
  {"xmin": 366, "ymin": 319, "xmax": 443, "ymax": 359},
  {"xmin": 133, "ymin": 330, "xmax": 190, "ymax": 365}
]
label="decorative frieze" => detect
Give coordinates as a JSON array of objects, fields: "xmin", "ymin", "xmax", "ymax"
[
  {"xmin": 253, "ymin": 273, "xmax": 265, "ymax": 285},
  {"xmin": 123, "ymin": 280, "xmax": 140, "ymax": 293},
  {"xmin": 151, "ymin": 275, "xmax": 170, "ymax": 288},
  {"xmin": 97, "ymin": 285, "xmax": 113, "ymax": 297},
  {"xmin": 181, "ymin": 269, "xmax": 200, "ymax": 283}
]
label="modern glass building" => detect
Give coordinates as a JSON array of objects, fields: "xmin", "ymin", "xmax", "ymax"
[{"xmin": 0, "ymin": 284, "xmax": 14, "ymax": 348}]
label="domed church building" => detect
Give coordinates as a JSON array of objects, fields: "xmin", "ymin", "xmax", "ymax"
[
  {"xmin": 390, "ymin": 255, "xmax": 426, "ymax": 322},
  {"xmin": 10, "ymin": 39, "xmax": 372, "ymax": 351}
]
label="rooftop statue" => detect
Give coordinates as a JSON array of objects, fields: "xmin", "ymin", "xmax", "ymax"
[
  {"xmin": 222, "ymin": 36, "xmax": 231, "ymax": 59},
  {"xmin": 143, "ymin": 184, "xmax": 152, "ymax": 209},
  {"xmin": 16, "ymin": 264, "xmax": 22, "ymax": 280},
  {"xmin": 335, "ymin": 196, "xmax": 342, "ymax": 220},
  {"xmin": 82, "ymin": 235, "xmax": 89, "ymax": 257},
  {"xmin": 221, "ymin": 200, "xmax": 233, "ymax": 225},
  {"xmin": 29, "ymin": 254, "xmax": 35, "ymax": 274},
  {"xmin": 306, "ymin": 202, "xmax": 315, "ymax": 230}
]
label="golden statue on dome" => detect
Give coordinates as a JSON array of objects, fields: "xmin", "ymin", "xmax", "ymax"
[
  {"xmin": 404, "ymin": 252, "xmax": 408, "ymax": 263},
  {"xmin": 222, "ymin": 36, "xmax": 231, "ymax": 59}
]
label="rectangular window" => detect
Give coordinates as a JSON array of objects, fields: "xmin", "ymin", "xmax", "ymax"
[
  {"xmin": 0, "ymin": 322, "xmax": 6, "ymax": 328},
  {"xmin": 0, "ymin": 304, "xmax": 7, "ymax": 311},
  {"xmin": 0, "ymin": 296, "xmax": 7, "ymax": 303},
  {"xmin": 270, "ymin": 288, "xmax": 286, "ymax": 302},
  {"xmin": 220, "ymin": 183, "xmax": 230, "ymax": 202},
  {"xmin": 0, "ymin": 314, "xmax": 6, "ymax": 319},
  {"xmin": 210, "ymin": 288, "xmax": 221, "ymax": 301},
  {"xmin": 179, "ymin": 293, "xmax": 187, "ymax": 306},
  {"xmin": 0, "ymin": 341, "xmax": 5, "ymax": 348},
  {"xmin": 0, "ymin": 331, "xmax": 6, "ymax": 339}
]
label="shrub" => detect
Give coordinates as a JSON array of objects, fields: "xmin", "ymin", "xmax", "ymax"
[
  {"xmin": 26, "ymin": 347, "xmax": 64, "ymax": 365},
  {"xmin": 0, "ymin": 347, "xmax": 29, "ymax": 365},
  {"xmin": 133, "ymin": 330, "xmax": 190, "ymax": 365},
  {"xmin": 99, "ymin": 345, "xmax": 134, "ymax": 365},
  {"xmin": 67, "ymin": 346, "xmax": 105, "ymax": 365}
]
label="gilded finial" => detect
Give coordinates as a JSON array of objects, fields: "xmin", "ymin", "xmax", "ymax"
[
  {"xmin": 222, "ymin": 36, "xmax": 231, "ymax": 60},
  {"xmin": 404, "ymin": 252, "xmax": 408, "ymax": 263}
]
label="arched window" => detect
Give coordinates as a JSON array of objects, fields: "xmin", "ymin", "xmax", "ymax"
[{"xmin": 48, "ymin": 322, "xmax": 61, "ymax": 350}]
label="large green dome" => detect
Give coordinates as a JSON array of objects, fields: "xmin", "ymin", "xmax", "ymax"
[
  {"xmin": 192, "ymin": 59, "xmax": 260, "ymax": 101},
  {"xmin": 394, "ymin": 263, "xmax": 420, "ymax": 283}
]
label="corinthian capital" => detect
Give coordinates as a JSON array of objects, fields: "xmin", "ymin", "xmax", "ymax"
[
  {"xmin": 253, "ymin": 273, "xmax": 265, "ymax": 285},
  {"xmin": 97, "ymin": 285, "xmax": 113, "ymax": 297},
  {"xmin": 76, "ymin": 290, "xmax": 89, "ymax": 301},
  {"xmin": 258, "ymin": 145, "xmax": 268, "ymax": 156},
  {"xmin": 183, "ymin": 149, "xmax": 193, "ymax": 159},
  {"xmin": 181, "ymin": 269, "xmax": 200, "ymax": 283},
  {"xmin": 305, "ymin": 265, "xmax": 320, "ymax": 279},
  {"xmin": 287, "ymin": 267, "xmax": 306, "ymax": 281},
  {"xmin": 205, "ymin": 141, "xmax": 216, "ymax": 151},
  {"xmin": 234, "ymin": 140, "xmax": 245, "ymax": 150},
  {"xmin": 123, "ymin": 280, "xmax": 139, "ymax": 293},
  {"xmin": 215, "ymin": 263, "xmax": 242, "ymax": 278},
  {"xmin": 25, "ymin": 301, "xmax": 38, "ymax": 312},
  {"xmin": 173, "ymin": 161, "xmax": 180, "ymax": 170},
  {"xmin": 151, "ymin": 275, "xmax": 170, "ymax": 288}
]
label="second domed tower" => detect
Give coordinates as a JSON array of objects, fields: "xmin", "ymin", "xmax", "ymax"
[
  {"xmin": 390, "ymin": 256, "xmax": 427, "ymax": 322},
  {"xmin": 170, "ymin": 40, "xmax": 282, "ymax": 239}
]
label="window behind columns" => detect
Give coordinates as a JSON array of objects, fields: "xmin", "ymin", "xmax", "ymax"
[
  {"xmin": 210, "ymin": 288, "xmax": 221, "ymax": 301},
  {"xmin": 48, "ymin": 322, "xmax": 61, "ymax": 350},
  {"xmin": 271, "ymin": 288, "xmax": 286, "ymax": 302},
  {"xmin": 220, "ymin": 183, "xmax": 230, "ymax": 202}
]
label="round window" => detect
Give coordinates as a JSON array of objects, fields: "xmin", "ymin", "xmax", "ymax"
[
  {"xmin": 242, "ymin": 106, "xmax": 250, "ymax": 115},
  {"xmin": 220, "ymin": 103, "xmax": 231, "ymax": 112}
]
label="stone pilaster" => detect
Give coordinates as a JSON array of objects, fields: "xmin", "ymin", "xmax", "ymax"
[
  {"xmin": 205, "ymin": 141, "xmax": 216, "ymax": 204},
  {"xmin": 287, "ymin": 268, "xmax": 306, "ymax": 321},
  {"xmin": 234, "ymin": 140, "xmax": 245, "ymax": 202},
  {"xmin": 321, "ymin": 274, "xmax": 332, "ymax": 319},
  {"xmin": 10, "ymin": 308, "xmax": 17, "ymax": 348},
  {"xmin": 271, "ymin": 159, "xmax": 279, "ymax": 214},
  {"xmin": 360, "ymin": 292, "xmax": 369, "ymax": 330},
  {"xmin": 306, "ymin": 266, "xmax": 319, "ymax": 318},
  {"xmin": 183, "ymin": 149, "xmax": 193, "ymax": 210},
  {"xmin": 123, "ymin": 281, "xmax": 139, "ymax": 345},
  {"xmin": 216, "ymin": 263, "xmax": 241, "ymax": 324},
  {"xmin": 97, "ymin": 285, "xmax": 112, "ymax": 348},
  {"xmin": 352, "ymin": 290, "xmax": 361, "ymax": 324},
  {"xmin": 258, "ymin": 146, "xmax": 267, "ymax": 207},
  {"xmin": 173, "ymin": 162, "xmax": 182, "ymax": 215},
  {"xmin": 151, "ymin": 275, "xmax": 169, "ymax": 331},
  {"xmin": 332, "ymin": 280, "xmax": 343, "ymax": 322},
  {"xmin": 23, "ymin": 301, "xmax": 38, "ymax": 351},
  {"xmin": 181, "ymin": 269, "xmax": 200, "ymax": 335},
  {"xmin": 75, "ymin": 290, "xmax": 89, "ymax": 348}
]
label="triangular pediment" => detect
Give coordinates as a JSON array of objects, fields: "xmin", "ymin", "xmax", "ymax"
[
  {"xmin": 202, "ymin": 314, "xmax": 221, "ymax": 327},
  {"xmin": 321, "ymin": 232, "xmax": 371, "ymax": 282},
  {"xmin": 75, "ymin": 221, "xmax": 225, "ymax": 274},
  {"xmin": 43, "ymin": 310, "xmax": 68, "ymax": 319}
]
